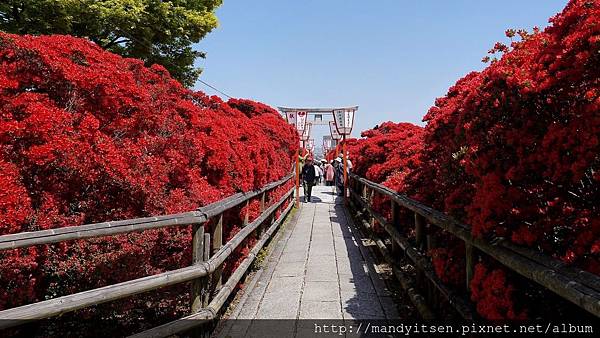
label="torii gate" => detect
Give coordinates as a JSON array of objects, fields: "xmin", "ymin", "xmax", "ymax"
[{"xmin": 278, "ymin": 106, "xmax": 358, "ymax": 206}]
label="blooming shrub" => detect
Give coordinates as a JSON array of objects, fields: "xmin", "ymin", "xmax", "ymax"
[
  {"xmin": 338, "ymin": 122, "xmax": 425, "ymax": 235},
  {"xmin": 469, "ymin": 262, "xmax": 527, "ymax": 320},
  {"xmin": 419, "ymin": 0, "xmax": 599, "ymax": 303},
  {"xmin": 347, "ymin": 0, "xmax": 599, "ymax": 320},
  {"xmin": 0, "ymin": 31, "xmax": 297, "ymax": 330},
  {"xmin": 344, "ymin": 122, "xmax": 424, "ymax": 186}
]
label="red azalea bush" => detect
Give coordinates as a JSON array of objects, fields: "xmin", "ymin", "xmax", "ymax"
[
  {"xmin": 341, "ymin": 122, "xmax": 424, "ymax": 235},
  {"xmin": 0, "ymin": 31, "xmax": 297, "ymax": 328},
  {"xmin": 418, "ymin": 0, "xmax": 600, "ymax": 317},
  {"xmin": 347, "ymin": 0, "xmax": 599, "ymax": 320},
  {"xmin": 421, "ymin": 0, "xmax": 599, "ymax": 259},
  {"xmin": 469, "ymin": 262, "xmax": 527, "ymax": 320},
  {"xmin": 345, "ymin": 122, "xmax": 424, "ymax": 187}
]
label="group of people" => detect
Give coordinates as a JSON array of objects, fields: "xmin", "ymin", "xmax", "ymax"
[{"xmin": 300, "ymin": 154, "xmax": 353, "ymax": 202}]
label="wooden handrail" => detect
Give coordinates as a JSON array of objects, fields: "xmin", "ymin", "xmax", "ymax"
[
  {"xmin": 0, "ymin": 173, "xmax": 293, "ymax": 251},
  {"xmin": 348, "ymin": 173, "xmax": 600, "ymax": 318},
  {"xmin": 130, "ymin": 201, "xmax": 295, "ymax": 338},
  {"xmin": 348, "ymin": 190, "xmax": 475, "ymax": 319},
  {"xmin": 0, "ymin": 173, "xmax": 295, "ymax": 334}
]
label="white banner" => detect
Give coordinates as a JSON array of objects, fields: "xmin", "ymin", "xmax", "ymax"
[
  {"xmin": 302, "ymin": 122, "xmax": 312, "ymax": 141},
  {"xmin": 323, "ymin": 137, "xmax": 332, "ymax": 149},
  {"xmin": 296, "ymin": 111, "xmax": 307, "ymax": 135},
  {"xmin": 329, "ymin": 121, "xmax": 341, "ymax": 140},
  {"xmin": 286, "ymin": 111, "xmax": 297, "ymax": 125}
]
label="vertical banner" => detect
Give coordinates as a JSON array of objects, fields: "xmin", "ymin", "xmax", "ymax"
[
  {"xmin": 286, "ymin": 110, "xmax": 307, "ymax": 139},
  {"xmin": 286, "ymin": 111, "xmax": 297, "ymax": 125},
  {"xmin": 323, "ymin": 136, "xmax": 332, "ymax": 150},
  {"xmin": 302, "ymin": 122, "xmax": 312, "ymax": 141},
  {"xmin": 333, "ymin": 109, "xmax": 355, "ymax": 135},
  {"xmin": 329, "ymin": 121, "xmax": 341, "ymax": 140},
  {"xmin": 296, "ymin": 111, "xmax": 307, "ymax": 135},
  {"xmin": 308, "ymin": 139, "xmax": 315, "ymax": 152}
]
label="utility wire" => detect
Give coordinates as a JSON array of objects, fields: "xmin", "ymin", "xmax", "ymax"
[
  {"xmin": 72, "ymin": 0, "xmax": 234, "ymax": 98},
  {"xmin": 197, "ymin": 79, "xmax": 232, "ymax": 99},
  {"xmin": 112, "ymin": 28, "xmax": 233, "ymax": 98},
  {"xmin": 113, "ymin": 29, "xmax": 233, "ymax": 98}
]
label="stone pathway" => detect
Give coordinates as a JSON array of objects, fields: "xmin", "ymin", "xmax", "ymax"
[{"xmin": 218, "ymin": 185, "xmax": 399, "ymax": 337}]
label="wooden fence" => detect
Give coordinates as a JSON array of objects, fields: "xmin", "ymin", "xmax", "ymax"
[
  {"xmin": 347, "ymin": 173, "xmax": 600, "ymax": 320},
  {"xmin": 0, "ymin": 172, "xmax": 295, "ymax": 337}
]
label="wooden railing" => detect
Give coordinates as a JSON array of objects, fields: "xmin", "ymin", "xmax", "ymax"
[
  {"xmin": 348, "ymin": 173, "xmax": 600, "ymax": 320},
  {"xmin": 0, "ymin": 173, "xmax": 295, "ymax": 337}
]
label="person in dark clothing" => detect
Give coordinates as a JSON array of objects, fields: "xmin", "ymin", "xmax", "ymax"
[
  {"xmin": 334, "ymin": 157, "xmax": 344, "ymax": 196},
  {"xmin": 301, "ymin": 157, "xmax": 316, "ymax": 202}
]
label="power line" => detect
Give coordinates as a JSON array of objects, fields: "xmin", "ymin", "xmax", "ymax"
[
  {"xmin": 197, "ymin": 79, "xmax": 232, "ymax": 98},
  {"xmin": 73, "ymin": 0, "xmax": 234, "ymax": 98},
  {"xmin": 112, "ymin": 28, "xmax": 233, "ymax": 98}
]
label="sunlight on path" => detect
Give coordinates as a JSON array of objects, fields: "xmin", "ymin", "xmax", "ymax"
[{"xmin": 220, "ymin": 186, "xmax": 399, "ymax": 337}]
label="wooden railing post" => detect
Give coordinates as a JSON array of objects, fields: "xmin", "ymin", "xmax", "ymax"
[
  {"xmin": 257, "ymin": 192, "xmax": 266, "ymax": 238},
  {"xmin": 202, "ymin": 233, "xmax": 211, "ymax": 307},
  {"xmin": 213, "ymin": 215, "xmax": 223, "ymax": 256},
  {"xmin": 425, "ymin": 221, "xmax": 438, "ymax": 311},
  {"xmin": 390, "ymin": 200, "xmax": 401, "ymax": 254},
  {"xmin": 415, "ymin": 213, "xmax": 426, "ymax": 251},
  {"xmin": 414, "ymin": 212, "xmax": 426, "ymax": 298},
  {"xmin": 191, "ymin": 224, "xmax": 205, "ymax": 313},
  {"xmin": 210, "ymin": 214, "xmax": 224, "ymax": 299},
  {"xmin": 368, "ymin": 188, "xmax": 376, "ymax": 229},
  {"xmin": 362, "ymin": 182, "xmax": 367, "ymax": 199},
  {"xmin": 260, "ymin": 192, "xmax": 266, "ymax": 212},
  {"xmin": 244, "ymin": 200, "xmax": 250, "ymax": 226},
  {"xmin": 465, "ymin": 242, "xmax": 475, "ymax": 291}
]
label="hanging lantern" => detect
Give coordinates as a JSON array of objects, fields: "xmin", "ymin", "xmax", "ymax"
[{"xmin": 333, "ymin": 108, "xmax": 356, "ymax": 135}]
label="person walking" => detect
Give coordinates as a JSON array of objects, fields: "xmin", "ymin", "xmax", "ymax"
[
  {"xmin": 301, "ymin": 157, "xmax": 317, "ymax": 202},
  {"xmin": 346, "ymin": 154, "xmax": 353, "ymax": 173},
  {"xmin": 324, "ymin": 160, "xmax": 335, "ymax": 186},
  {"xmin": 335, "ymin": 157, "xmax": 344, "ymax": 196},
  {"xmin": 314, "ymin": 162, "xmax": 323, "ymax": 186}
]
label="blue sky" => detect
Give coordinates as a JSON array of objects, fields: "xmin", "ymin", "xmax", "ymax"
[{"xmin": 193, "ymin": 0, "xmax": 567, "ymax": 143}]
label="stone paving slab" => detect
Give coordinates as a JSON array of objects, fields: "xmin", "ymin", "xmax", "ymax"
[
  {"xmin": 273, "ymin": 261, "xmax": 305, "ymax": 277},
  {"xmin": 300, "ymin": 301, "xmax": 342, "ymax": 319},
  {"xmin": 302, "ymin": 281, "xmax": 340, "ymax": 302},
  {"xmin": 229, "ymin": 185, "xmax": 400, "ymax": 329}
]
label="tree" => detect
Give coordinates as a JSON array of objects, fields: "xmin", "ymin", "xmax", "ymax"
[{"xmin": 0, "ymin": 0, "xmax": 222, "ymax": 87}]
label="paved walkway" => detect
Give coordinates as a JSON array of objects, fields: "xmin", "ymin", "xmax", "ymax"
[{"xmin": 219, "ymin": 186, "xmax": 399, "ymax": 337}]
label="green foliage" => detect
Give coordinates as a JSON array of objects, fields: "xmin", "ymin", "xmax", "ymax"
[
  {"xmin": 0, "ymin": 0, "xmax": 222, "ymax": 87},
  {"xmin": 251, "ymin": 247, "xmax": 269, "ymax": 271}
]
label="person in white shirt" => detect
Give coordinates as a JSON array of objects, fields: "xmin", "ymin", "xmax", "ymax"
[
  {"xmin": 314, "ymin": 162, "xmax": 323, "ymax": 186},
  {"xmin": 338, "ymin": 153, "xmax": 353, "ymax": 173}
]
